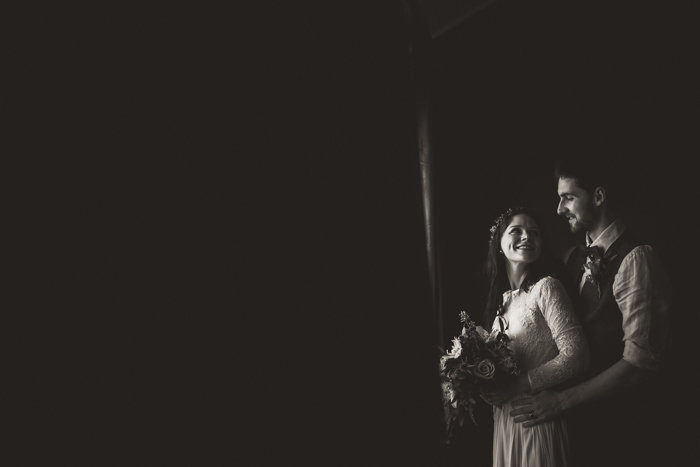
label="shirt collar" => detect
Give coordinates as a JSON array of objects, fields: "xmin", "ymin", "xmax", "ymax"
[{"xmin": 586, "ymin": 218, "xmax": 626, "ymax": 254}]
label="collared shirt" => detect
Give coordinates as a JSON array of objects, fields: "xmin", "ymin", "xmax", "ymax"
[{"xmin": 580, "ymin": 218, "xmax": 672, "ymax": 370}]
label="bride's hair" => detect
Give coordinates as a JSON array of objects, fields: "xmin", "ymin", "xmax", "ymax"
[{"xmin": 482, "ymin": 207, "xmax": 561, "ymax": 328}]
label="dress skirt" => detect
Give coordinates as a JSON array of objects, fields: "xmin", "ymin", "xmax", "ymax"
[{"xmin": 492, "ymin": 395, "xmax": 570, "ymax": 467}]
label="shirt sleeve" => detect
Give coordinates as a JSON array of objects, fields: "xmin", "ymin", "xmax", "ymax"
[
  {"xmin": 613, "ymin": 245, "xmax": 673, "ymax": 371},
  {"xmin": 528, "ymin": 277, "xmax": 590, "ymax": 392}
]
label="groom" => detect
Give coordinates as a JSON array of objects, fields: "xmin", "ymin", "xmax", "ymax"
[{"xmin": 510, "ymin": 157, "xmax": 673, "ymax": 466}]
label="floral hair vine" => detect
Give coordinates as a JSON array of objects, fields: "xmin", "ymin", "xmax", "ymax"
[{"xmin": 489, "ymin": 206, "xmax": 525, "ymax": 242}]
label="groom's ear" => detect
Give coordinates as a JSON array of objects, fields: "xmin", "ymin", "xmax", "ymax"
[{"xmin": 593, "ymin": 187, "xmax": 606, "ymax": 206}]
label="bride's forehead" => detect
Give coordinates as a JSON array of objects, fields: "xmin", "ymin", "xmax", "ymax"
[{"xmin": 506, "ymin": 214, "xmax": 538, "ymax": 228}]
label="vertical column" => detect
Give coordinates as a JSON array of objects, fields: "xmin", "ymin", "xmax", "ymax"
[{"xmin": 404, "ymin": 0, "xmax": 443, "ymax": 348}]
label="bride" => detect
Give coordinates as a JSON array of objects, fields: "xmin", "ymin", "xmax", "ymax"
[{"xmin": 480, "ymin": 207, "xmax": 589, "ymax": 466}]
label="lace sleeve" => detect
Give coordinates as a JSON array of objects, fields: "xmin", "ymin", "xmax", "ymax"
[{"xmin": 528, "ymin": 277, "xmax": 590, "ymax": 392}]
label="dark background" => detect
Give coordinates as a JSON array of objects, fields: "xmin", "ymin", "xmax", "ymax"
[{"xmin": 23, "ymin": 1, "xmax": 697, "ymax": 465}]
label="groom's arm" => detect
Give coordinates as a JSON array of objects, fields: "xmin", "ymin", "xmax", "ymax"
[
  {"xmin": 511, "ymin": 246, "xmax": 671, "ymax": 426},
  {"xmin": 510, "ymin": 359, "xmax": 652, "ymax": 426},
  {"xmin": 554, "ymin": 359, "xmax": 652, "ymax": 407}
]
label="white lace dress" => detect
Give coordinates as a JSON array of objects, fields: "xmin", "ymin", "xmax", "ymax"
[{"xmin": 491, "ymin": 276, "xmax": 589, "ymax": 467}]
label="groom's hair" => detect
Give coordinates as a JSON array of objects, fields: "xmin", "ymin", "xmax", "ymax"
[{"xmin": 554, "ymin": 154, "xmax": 620, "ymax": 210}]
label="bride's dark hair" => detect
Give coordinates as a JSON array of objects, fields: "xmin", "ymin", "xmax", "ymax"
[{"xmin": 482, "ymin": 207, "xmax": 562, "ymax": 329}]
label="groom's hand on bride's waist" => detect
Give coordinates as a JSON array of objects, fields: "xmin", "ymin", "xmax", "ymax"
[{"xmin": 509, "ymin": 389, "xmax": 568, "ymax": 428}]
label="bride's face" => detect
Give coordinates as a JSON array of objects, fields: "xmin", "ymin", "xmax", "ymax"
[{"xmin": 499, "ymin": 214, "xmax": 542, "ymax": 266}]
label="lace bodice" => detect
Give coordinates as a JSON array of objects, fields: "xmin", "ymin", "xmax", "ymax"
[{"xmin": 493, "ymin": 276, "xmax": 590, "ymax": 392}]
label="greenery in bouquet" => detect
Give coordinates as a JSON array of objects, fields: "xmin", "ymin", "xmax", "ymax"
[{"xmin": 439, "ymin": 311, "xmax": 520, "ymax": 445}]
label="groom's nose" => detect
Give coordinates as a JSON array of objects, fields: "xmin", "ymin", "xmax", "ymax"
[{"xmin": 556, "ymin": 199, "xmax": 566, "ymax": 215}]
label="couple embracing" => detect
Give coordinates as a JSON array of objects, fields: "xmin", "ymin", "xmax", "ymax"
[{"xmin": 476, "ymin": 157, "xmax": 672, "ymax": 466}]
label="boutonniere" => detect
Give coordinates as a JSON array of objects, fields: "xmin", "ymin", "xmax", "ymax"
[{"xmin": 581, "ymin": 246, "xmax": 617, "ymax": 297}]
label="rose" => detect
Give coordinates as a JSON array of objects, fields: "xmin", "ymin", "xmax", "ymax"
[{"xmin": 474, "ymin": 359, "xmax": 496, "ymax": 380}]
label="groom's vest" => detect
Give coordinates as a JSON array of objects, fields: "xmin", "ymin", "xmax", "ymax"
[{"xmin": 565, "ymin": 229, "xmax": 641, "ymax": 380}]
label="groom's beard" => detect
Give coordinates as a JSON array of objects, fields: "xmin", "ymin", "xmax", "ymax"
[{"xmin": 568, "ymin": 209, "xmax": 597, "ymax": 234}]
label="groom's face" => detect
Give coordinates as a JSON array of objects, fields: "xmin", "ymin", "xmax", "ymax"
[{"xmin": 557, "ymin": 177, "xmax": 598, "ymax": 234}]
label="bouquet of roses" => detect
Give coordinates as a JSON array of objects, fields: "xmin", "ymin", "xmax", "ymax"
[{"xmin": 439, "ymin": 311, "xmax": 520, "ymax": 445}]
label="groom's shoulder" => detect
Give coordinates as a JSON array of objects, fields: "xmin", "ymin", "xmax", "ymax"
[{"xmin": 621, "ymin": 244, "xmax": 665, "ymax": 270}]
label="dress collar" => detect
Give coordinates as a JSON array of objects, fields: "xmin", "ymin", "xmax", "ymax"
[{"xmin": 586, "ymin": 218, "xmax": 626, "ymax": 255}]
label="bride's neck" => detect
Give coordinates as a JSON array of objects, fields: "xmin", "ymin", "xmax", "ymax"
[{"xmin": 505, "ymin": 263, "xmax": 529, "ymax": 291}]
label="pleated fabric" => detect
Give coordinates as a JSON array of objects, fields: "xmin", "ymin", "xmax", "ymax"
[{"xmin": 492, "ymin": 396, "xmax": 569, "ymax": 467}]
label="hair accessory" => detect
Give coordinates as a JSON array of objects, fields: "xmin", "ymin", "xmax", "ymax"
[{"xmin": 489, "ymin": 207, "xmax": 524, "ymax": 242}]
